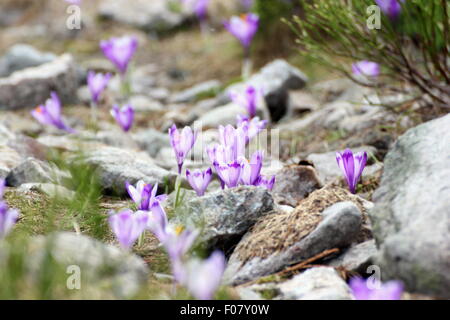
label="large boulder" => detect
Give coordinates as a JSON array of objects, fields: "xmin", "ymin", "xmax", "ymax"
[
  {"xmin": 224, "ymin": 187, "xmax": 368, "ymax": 285},
  {"xmin": 175, "ymin": 186, "xmax": 274, "ymax": 251},
  {"xmin": 0, "ymin": 54, "xmax": 78, "ymax": 110},
  {"xmin": 370, "ymin": 114, "xmax": 450, "ymax": 298},
  {"xmin": 223, "ymin": 60, "xmax": 308, "ymax": 122}
]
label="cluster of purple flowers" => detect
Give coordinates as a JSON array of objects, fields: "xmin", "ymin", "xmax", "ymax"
[
  {"xmin": 0, "ymin": 180, "xmax": 19, "ymax": 240},
  {"xmin": 108, "ymin": 180, "xmax": 225, "ymax": 300},
  {"xmin": 350, "ymin": 277, "xmax": 403, "ymax": 300}
]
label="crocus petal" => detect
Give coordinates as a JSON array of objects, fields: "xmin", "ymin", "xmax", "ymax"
[
  {"xmin": 0, "ymin": 201, "xmax": 19, "ymax": 239},
  {"xmin": 100, "ymin": 36, "xmax": 138, "ymax": 74}
]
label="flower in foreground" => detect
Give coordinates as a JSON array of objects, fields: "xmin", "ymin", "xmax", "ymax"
[
  {"xmin": 0, "ymin": 201, "xmax": 19, "ymax": 239},
  {"xmin": 184, "ymin": 250, "xmax": 226, "ymax": 300},
  {"xmin": 230, "ymin": 85, "xmax": 262, "ymax": 118},
  {"xmin": 111, "ymin": 104, "xmax": 134, "ymax": 132},
  {"xmin": 31, "ymin": 92, "xmax": 75, "ymax": 133},
  {"xmin": 349, "ymin": 277, "xmax": 403, "ymax": 300},
  {"xmin": 224, "ymin": 14, "xmax": 259, "ymax": 50},
  {"xmin": 186, "ymin": 168, "xmax": 212, "ymax": 196},
  {"xmin": 87, "ymin": 71, "xmax": 111, "ymax": 104},
  {"xmin": 169, "ymin": 124, "xmax": 197, "ymax": 174},
  {"xmin": 125, "ymin": 180, "xmax": 167, "ymax": 211},
  {"xmin": 100, "ymin": 36, "xmax": 138, "ymax": 75},
  {"xmin": 352, "ymin": 60, "xmax": 380, "ymax": 78},
  {"xmin": 215, "ymin": 161, "xmax": 243, "ymax": 188},
  {"xmin": 240, "ymin": 150, "xmax": 263, "ymax": 186},
  {"xmin": 0, "ymin": 179, "xmax": 5, "ymax": 199},
  {"xmin": 375, "ymin": 0, "xmax": 405, "ymax": 20},
  {"xmin": 108, "ymin": 209, "xmax": 148, "ymax": 249},
  {"xmin": 336, "ymin": 149, "xmax": 368, "ymax": 194}
]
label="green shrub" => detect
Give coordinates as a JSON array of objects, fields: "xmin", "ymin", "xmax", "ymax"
[{"xmin": 288, "ymin": 0, "xmax": 449, "ymax": 108}]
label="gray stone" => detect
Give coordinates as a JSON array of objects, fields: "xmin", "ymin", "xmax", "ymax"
[
  {"xmin": 128, "ymin": 95, "xmax": 164, "ymax": 112},
  {"xmin": 170, "ymin": 80, "xmax": 222, "ymax": 104},
  {"xmin": 278, "ymin": 267, "xmax": 353, "ymax": 300},
  {"xmin": 0, "ymin": 54, "xmax": 78, "ymax": 110},
  {"xmin": 177, "ymin": 186, "xmax": 275, "ymax": 250},
  {"xmin": 327, "ymin": 239, "xmax": 377, "ymax": 272},
  {"xmin": 0, "ymin": 145, "xmax": 21, "ymax": 179},
  {"xmin": 6, "ymin": 158, "xmax": 71, "ymax": 187},
  {"xmin": 306, "ymin": 146, "xmax": 379, "ymax": 184},
  {"xmin": 370, "ymin": 114, "xmax": 450, "ymax": 298},
  {"xmin": 271, "ymin": 164, "xmax": 322, "ymax": 207},
  {"xmin": 0, "ymin": 44, "xmax": 56, "ymax": 77},
  {"xmin": 28, "ymin": 232, "xmax": 148, "ymax": 299},
  {"xmin": 99, "ymin": 0, "xmax": 192, "ymax": 33},
  {"xmin": 133, "ymin": 128, "xmax": 170, "ymax": 158},
  {"xmin": 224, "ymin": 198, "xmax": 363, "ymax": 286},
  {"xmin": 82, "ymin": 146, "xmax": 177, "ymax": 195},
  {"xmin": 224, "ymin": 60, "xmax": 308, "ymax": 121}
]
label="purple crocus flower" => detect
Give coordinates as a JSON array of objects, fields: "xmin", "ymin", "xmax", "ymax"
[
  {"xmin": 352, "ymin": 60, "xmax": 380, "ymax": 78},
  {"xmin": 108, "ymin": 209, "xmax": 148, "ymax": 249},
  {"xmin": 218, "ymin": 124, "xmax": 247, "ymax": 161},
  {"xmin": 241, "ymin": 0, "xmax": 253, "ymax": 10},
  {"xmin": 65, "ymin": 0, "xmax": 81, "ymax": 4},
  {"xmin": 215, "ymin": 161, "xmax": 243, "ymax": 188},
  {"xmin": 240, "ymin": 150, "xmax": 264, "ymax": 186},
  {"xmin": 230, "ymin": 85, "xmax": 262, "ymax": 118},
  {"xmin": 146, "ymin": 201, "xmax": 169, "ymax": 242},
  {"xmin": 186, "ymin": 168, "xmax": 213, "ymax": 196},
  {"xmin": 224, "ymin": 14, "xmax": 259, "ymax": 49},
  {"xmin": 87, "ymin": 71, "xmax": 111, "ymax": 104},
  {"xmin": 31, "ymin": 92, "xmax": 75, "ymax": 133},
  {"xmin": 194, "ymin": 0, "xmax": 210, "ymax": 21},
  {"xmin": 0, "ymin": 201, "xmax": 19, "ymax": 239},
  {"xmin": 100, "ymin": 36, "xmax": 138, "ymax": 75},
  {"xmin": 0, "ymin": 179, "xmax": 5, "ymax": 199},
  {"xmin": 169, "ymin": 124, "xmax": 197, "ymax": 174},
  {"xmin": 255, "ymin": 175, "xmax": 276, "ymax": 191},
  {"xmin": 125, "ymin": 180, "xmax": 167, "ymax": 211},
  {"xmin": 375, "ymin": 0, "xmax": 405, "ymax": 20},
  {"xmin": 111, "ymin": 104, "xmax": 134, "ymax": 132},
  {"xmin": 349, "ymin": 277, "xmax": 403, "ymax": 300},
  {"xmin": 185, "ymin": 250, "xmax": 226, "ymax": 300},
  {"xmin": 236, "ymin": 115, "xmax": 268, "ymax": 143},
  {"xmin": 336, "ymin": 149, "xmax": 368, "ymax": 194}
]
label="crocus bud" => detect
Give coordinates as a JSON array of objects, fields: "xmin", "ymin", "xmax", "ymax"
[
  {"xmin": 87, "ymin": 71, "xmax": 111, "ymax": 104},
  {"xmin": 224, "ymin": 14, "xmax": 259, "ymax": 49},
  {"xmin": 0, "ymin": 201, "xmax": 19, "ymax": 239},
  {"xmin": 100, "ymin": 36, "xmax": 138, "ymax": 75},
  {"xmin": 169, "ymin": 124, "xmax": 197, "ymax": 174},
  {"xmin": 111, "ymin": 104, "xmax": 134, "ymax": 132},
  {"xmin": 352, "ymin": 60, "xmax": 380, "ymax": 78},
  {"xmin": 336, "ymin": 149, "xmax": 368, "ymax": 194},
  {"xmin": 186, "ymin": 168, "xmax": 213, "ymax": 196}
]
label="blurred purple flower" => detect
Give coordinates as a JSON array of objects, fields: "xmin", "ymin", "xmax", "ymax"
[
  {"xmin": 240, "ymin": 150, "xmax": 264, "ymax": 186},
  {"xmin": 125, "ymin": 180, "xmax": 167, "ymax": 211},
  {"xmin": 255, "ymin": 175, "xmax": 276, "ymax": 191},
  {"xmin": 146, "ymin": 201, "xmax": 169, "ymax": 243},
  {"xmin": 241, "ymin": 0, "xmax": 254, "ymax": 10},
  {"xmin": 224, "ymin": 14, "xmax": 259, "ymax": 49},
  {"xmin": 350, "ymin": 277, "xmax": 403, "ymax": 300},
  {"xmin": 65, "ymin": 0, "xmax": 81, "ymax": 4},
  {"xmin": 169, "ymin": 124, "xmax": 197, "ymax": 174},
  {"xmin": 218, "ymin": 124, "xmax": 247, "ymax": 160},
  {"xmin": 87, "ymin": 71, "xmax": 111, "ymax": 104},
  {"xmin": 0, "ymin": 179, "xmax": 5, "ymax": 199},
  {"xmin": 185, "ymin": 250, "xmax": 226, "ymax": 300},
  {"xmin": 230, "ymin": 85, "xmax": 262, "ymax": 118},
  {"xmin": 111, "ymin": 104, "xmax": 134, "ymax": 132},
  {"xmin": 194, "ymin": 0, "xmax": 210, "ymax": 21},
  {"xmin": 0, "ymin": 201, "xmax": 19, "ymax": 239},
  {"xmin": 186, "ymin": 168, "xmax": 213, "ymax": 196},
  {"xmin": 215, "ymin": 161, "xmax": 243, "ymax": 188},
  {"xmin": 108, "ymin": 209, "xmax": 148, "ymax": 249},
  {"xmin": 375, "ymin": 0, "xmax": 405, "ymax": 20},
  {"xmin": 100, "ymin": 36, "xmax": 138, "ymax": 75},
  {"xmin": 31, "ymin": 92, "xmax": 75, "ymax": 133},
  {"xmin": 336, "ymin": 149, "xmax": 368, "ymax": 194},
  {"xmin": 236, "ymin": 115, "xmax": 267, "ymax": 143},
  {"xmin": 352, "ymin": 60, "xmax": 380, "ymax": 77}
]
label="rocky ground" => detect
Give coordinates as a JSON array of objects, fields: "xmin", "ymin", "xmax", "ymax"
[{"xmin": 0, "ymin": 0, "xmax": 448, "ymax": 300}]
